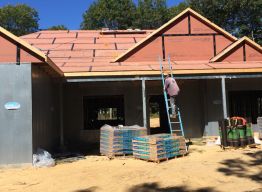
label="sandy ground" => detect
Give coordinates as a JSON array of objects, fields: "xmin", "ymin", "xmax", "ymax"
[{"xmin": 0, "ymin": 144, "xmax": 261, "ymax": 192}]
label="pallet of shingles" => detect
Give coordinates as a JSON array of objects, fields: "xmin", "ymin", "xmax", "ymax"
[
  {"xmin": 100, "ymin": 125, "xmax": 147, "ymax": 157},
  {"xmin": 132, "ymin": 134, "xmax": 187, "ymax": 163}
]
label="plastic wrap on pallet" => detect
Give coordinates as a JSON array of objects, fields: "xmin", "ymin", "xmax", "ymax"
[
  {"xmin": 100, "ymin": 124, "xmax": 147, "ymax": 156},
  {"xmin": 132, "ymin": 134, "xmax": 187, "ymax": 162}
]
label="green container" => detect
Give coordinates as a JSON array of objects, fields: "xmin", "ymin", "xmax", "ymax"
[
  {"xmin": 237, "ymin": 125, "xmax": 246, "ymax": 139},
  {"xmin": 227, "ymin": 126, "xmax": 233, "ymax": 146},
  {"xmin": 246, "ymin": 123, "xmax": 253, "ymax": 137}
]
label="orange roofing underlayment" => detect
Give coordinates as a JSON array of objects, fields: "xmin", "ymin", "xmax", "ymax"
[{"xmin": 3, "ymin": 8, "xmax": 262, "ymax": 77}]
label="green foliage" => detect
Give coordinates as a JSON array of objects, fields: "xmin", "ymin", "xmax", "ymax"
[
  {"xmin": 168, "ymin": 2, "xmax": 187, "ymax": 18},
  {"xmin": 48, "ymin": 25, "xmax": 68, "ymax": 30},
  {"xmin": 80, "ymin": 0, "xmax": 262, "ymax": 44},
  {"xmin": 0, "ymin": 4, "xmax": 39, "ymax": 36},
  {"xmin": 134, "ymin": 0, "xmax": 169, "ymax": 29},
  {"xmin": 81, "ymin": 0, "xmax": 136, "ymax": 29}
]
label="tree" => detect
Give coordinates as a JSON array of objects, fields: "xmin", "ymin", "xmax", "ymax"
[
  {"xmin": 178, "ymin": 0, "xmax": 262, "ymax": 44},
  {"xmin": 0, "ymin": 4, "xmax": 39, "ymax": 36},
  {"xmin": 48, "ymin": 25, "xmax": 68, "ymax": 30},
  {"xmin": 168, "ymin": 2, "xmax": 188, "ymax": 19},
  {"xmin": 134, "ymin": 0, "xmax": 169, "ymax": 29},
  {"xmin": 81, "ymin": 0, "xmax": 136, "ymax": 30}
]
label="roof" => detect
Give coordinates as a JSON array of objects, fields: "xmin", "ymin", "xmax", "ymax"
[
  {"xmin": 114, "ymin": 8, "xmax": 238, "ymax": 62},
  {"xmin": 0, "ymin": 26, "xmax": 63, "ymax": 76},
  {"xmin": 18, "ymin": 8, "xmax": 262, "ymax": 77},
  {"xmin": 210, "ymin": 36, "xmax": 262, "ymax": 62},
  {"xmin": 21, "ymin": 30, "xmax": 153, "ymax": 74}
]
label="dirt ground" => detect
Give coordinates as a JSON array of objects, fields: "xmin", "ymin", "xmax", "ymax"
[{"xmin": 0, "ymin": 144, "xmax": 261, "ymax": 192}]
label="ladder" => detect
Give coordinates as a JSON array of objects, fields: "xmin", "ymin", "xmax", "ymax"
[{"xmin": 159, "ymin": 56, "xmax": 185, "ymax": 136}]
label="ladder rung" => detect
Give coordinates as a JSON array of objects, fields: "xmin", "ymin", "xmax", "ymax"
[
  {"xmin": 172, "ymin": 130, "xmax": 182, "ymax": 132},
  {"xmin": 170, "ymin": 122, "xmax": 180, "ymax": 124}
]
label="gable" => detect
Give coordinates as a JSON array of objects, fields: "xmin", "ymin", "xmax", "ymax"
[
  {"xmin": 0, "ymin": 34, "xmax": 42, "ymax": 63},
  {"xmin": 115, "ymin": 8, "xmax": 237, "ymax": 62},
  {"xmin": 211, "ymin": 37, "xmax": 262, "ymax": 62}
]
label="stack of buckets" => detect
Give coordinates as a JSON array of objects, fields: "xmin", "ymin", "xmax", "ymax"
[{"xmin": 219, "ymin": 117, "xmax": 254, "ymax": 147}]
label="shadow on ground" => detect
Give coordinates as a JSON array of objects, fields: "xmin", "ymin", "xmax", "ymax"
[
  {"xmin": 217, "ymin": 150, "xmax": 262, "ymax": 183},
  {"xmin": 73, "ymin": 186, "xmax": 99, "ymax": 192},
  {"xmin": 127, "ymin": 182, "xmax": 219, "ymax": 192}
]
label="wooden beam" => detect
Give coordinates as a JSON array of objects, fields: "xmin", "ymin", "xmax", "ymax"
[{"xmin": 64, "ymin": 68, "xmax": 262, "ymax": 77}]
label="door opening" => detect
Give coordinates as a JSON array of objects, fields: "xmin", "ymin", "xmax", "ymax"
[{"xmin": 149, "ymin": 95, "xmax": 169, "ymax": 134}]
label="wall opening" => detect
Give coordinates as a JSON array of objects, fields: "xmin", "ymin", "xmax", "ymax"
[
  {"xmin": 83, "ymin": 95, "xmax": 125, "ymax": 130},
  {"xmin": 149, "ymin": 95, "xmax": 169, "ymax": 134}
]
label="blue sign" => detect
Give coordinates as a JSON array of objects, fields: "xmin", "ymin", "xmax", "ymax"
[{"xmin": 4, "ymin": 102, "xmax": 21, "ymax": 110}]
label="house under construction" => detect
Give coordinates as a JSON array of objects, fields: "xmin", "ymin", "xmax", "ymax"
[{"xmin": 0, "ymin": 8, "xmax": 261, "ymax": 165}]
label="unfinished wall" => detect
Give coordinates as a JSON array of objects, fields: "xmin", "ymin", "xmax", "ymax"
[
  {"xmin": 63, "ymin": 81, "xmax": 143, "ymax": 147},
  {"xmin": 31, "ymin": 65, "xmax": 60, "ymax": 153},
  {"xmin": 203, "ymin": 78, "xmax": 262, "ymax": 136},
  {"xmin": 0, "ymin": 64, "xmax": 32, "ymax": 164},
  {"xmin": 202, "ymin": 79, "xmax": 223, "ymax": 136}
]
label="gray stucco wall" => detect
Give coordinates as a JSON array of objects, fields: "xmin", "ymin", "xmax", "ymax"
[
  {"xmin": 32, "ymin": 65, "xmax": 60, "ymax": 153},
  {"xmin": 0, "ymin": 64, "xmax": 32, "ymax": 164},
  {"xmin": 63, "ymin": 81, "xmax": 143, "ymax": 147},
  {"xmin": 202, "ymin": 79, "xmax": 224, "ymax": 136}
]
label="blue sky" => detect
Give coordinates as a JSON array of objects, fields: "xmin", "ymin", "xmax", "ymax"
[{"xmin": 0, "ymin": 0, "xmax": 183, "ymax": 29}]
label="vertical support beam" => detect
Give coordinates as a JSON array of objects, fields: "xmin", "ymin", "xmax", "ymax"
[
  {"xmin": 162, "ymin": 35, "xmax": 166, "ymax": 60},
  {"xmin": 221, "ymin": 77, "xmax": 228, "ymax": 119},
  {"xmin": 213, "ymin": 34, "xmax": 216, "ymax": 56},
  {"xmin": 142, "ymin": 79, "xmax": 147, "ymax": 128},
  {"xmin": 16, "ymin": 45, "xmax": 21, "ymax": 65},
  {"xmin": 59, "ymin": 80, "xmax": 64, "ymax": 148},
  {"xmin": 243, "ymin": 44, "xmax": 246, "ymax": 61},
  {"xmin": 188, "ymin": 14, "xmax": 191, "ymax": 34}
]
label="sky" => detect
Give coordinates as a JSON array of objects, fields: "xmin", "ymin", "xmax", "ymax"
[{"xmin": 0, "ymin": 0, "xmax": 184, "ymax": 29}]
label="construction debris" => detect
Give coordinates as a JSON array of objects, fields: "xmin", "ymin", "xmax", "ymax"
[
  {"xmin": 132, "ymin": 134, "xmax": 187, "ymax": 163},
  {"xmin": 100, "ymin": 125, "xmax": 147, "ymax": 157},
  {"xmin": 33, "ymin": 148, "xmax": 55, "ymax": 167}
]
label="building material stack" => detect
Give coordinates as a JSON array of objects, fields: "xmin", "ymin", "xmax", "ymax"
[
  {"xmin": 100, "ymin": 125, "xmax": 147, "ymax": 157},
  {"xmin": 132, "ymin": 134, "xmax": 187, "ymax": 163}
]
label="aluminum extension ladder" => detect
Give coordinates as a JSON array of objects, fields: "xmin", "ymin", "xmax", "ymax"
[{"xmin": 159, "ymin": 56, "xmax": 185, "ymax": 136}]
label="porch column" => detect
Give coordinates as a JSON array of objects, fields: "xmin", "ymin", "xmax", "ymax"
[
  {"xmin": 221, "ymin": 77, "xmax": 228, "ymax": 119},
  {"xmin": 141, "ymin": 79, "xmax": 147, "ymax": 128}
]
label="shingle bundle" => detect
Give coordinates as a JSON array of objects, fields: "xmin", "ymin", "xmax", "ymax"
[
  {"xmin": 132, "ymin": 134, "xmax": 187, "ymax": 162},
  {"xmin": 100, "ymin": 125, "xmax": 147, "ymax": 157}
]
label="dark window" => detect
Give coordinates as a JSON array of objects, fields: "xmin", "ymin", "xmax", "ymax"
[
  {"xmin": 229, "ymin": 91, "xmax": 262, "ymax": 123},
  {"xmin": 83, "ymin": 95, "xmax": 125, "ymax": 130}
]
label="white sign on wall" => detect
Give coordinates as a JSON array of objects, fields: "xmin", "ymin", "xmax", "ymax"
[{"xmin": 4, "ymin": 102, "xmax": 21, "ymax": 110}]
